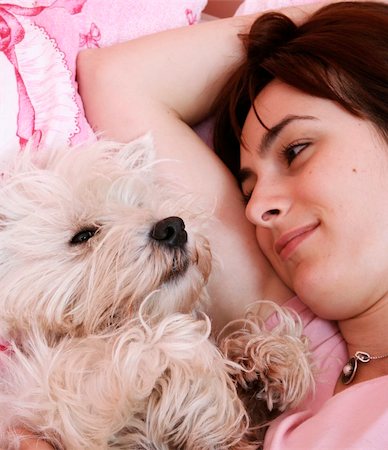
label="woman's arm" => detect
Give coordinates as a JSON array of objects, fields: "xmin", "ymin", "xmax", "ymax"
[
  {"xmin": 77, "ymin": 4, "xmax": 320, "ymax": 141},
  {"xmin": 77, "ymin": 14, "xmax": 252, "ymax": 138},
  {"xmin": 77, "ymin": 16, "xmax": 292, "ymax": 331}
]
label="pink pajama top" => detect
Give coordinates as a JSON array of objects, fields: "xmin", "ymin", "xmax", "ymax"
[{"xmin": 265, "ymin": 297, "xmax": 388, "ymax": 449}]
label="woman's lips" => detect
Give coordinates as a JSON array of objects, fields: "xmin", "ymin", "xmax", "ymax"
[{"xmin": 275, "ymin": 222, "xmax": 320, "ymax": 261}]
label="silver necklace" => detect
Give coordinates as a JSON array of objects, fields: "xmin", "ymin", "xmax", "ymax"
[{"xmin": 341, "ymin": 351, "xmax": 388, "ymax": 385}]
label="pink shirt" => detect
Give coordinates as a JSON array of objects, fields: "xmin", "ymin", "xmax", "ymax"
[
  {"xmin": 268, "ymin": 375, "xmax": 388, "ymax": 449},
  {"xmin": 265, "ymin": 297, "xmax": 388, "ymax": 449}
]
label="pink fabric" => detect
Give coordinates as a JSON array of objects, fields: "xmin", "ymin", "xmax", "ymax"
[
  {"xmin": 264, "ymin": 297, "xmax": 388, "ymax": 449},
  {"xmin": 267, "ymin": 374, "xmax": 388, "ymax": 449},
  {"xmin": 0, "ymin": 0, "xmax": 207, "ymax": 163},
  {"xmin": 236, "ymin": 0, "xmax": 318, "ymax": 15}
]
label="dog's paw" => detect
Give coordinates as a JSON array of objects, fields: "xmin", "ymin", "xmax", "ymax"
[{"xmin": 219, "ymin": 301, "xmax": 315, "ymax": 416}]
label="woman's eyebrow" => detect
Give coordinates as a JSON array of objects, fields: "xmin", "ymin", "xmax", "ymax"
[{"xmin": 259, "ymin": 115, "xmax": 317, "ymax": 155}]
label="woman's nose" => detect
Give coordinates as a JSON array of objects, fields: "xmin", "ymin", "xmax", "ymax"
[{"xmin": 245, "ymin": 184, "xmax": 290, "ymax": 227}]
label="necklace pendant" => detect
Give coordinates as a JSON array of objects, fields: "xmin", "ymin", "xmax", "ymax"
[
  {"xmin": 341, "ymin": 350, "xmax": 388, "ymax": 385},
  {"xmin": 341, "ymin": 356, "xmax": 358, "ymax": 385}
]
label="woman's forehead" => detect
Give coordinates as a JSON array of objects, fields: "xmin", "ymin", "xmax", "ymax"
[
  {"xmin": 242, "ymin": 81, "xmax": 348, "ymax": 144},
  {"xmin": 253, "ymin": 82, "xmax": 318, "ymax": 121}
]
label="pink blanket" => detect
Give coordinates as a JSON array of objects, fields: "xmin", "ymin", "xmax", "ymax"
[{"xmin": 0, "ymin": 0, "xmax": 206, "ymax": 163}]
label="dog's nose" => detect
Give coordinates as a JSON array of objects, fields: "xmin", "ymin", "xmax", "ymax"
[{"xmin": 150, "ymin": 216, "xmax": 187, "ymax": 248}]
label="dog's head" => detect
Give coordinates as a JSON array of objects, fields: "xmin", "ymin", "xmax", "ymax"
[{"xmin": 0, "ymin": 135, "xmax": 212, "ymax": 339}]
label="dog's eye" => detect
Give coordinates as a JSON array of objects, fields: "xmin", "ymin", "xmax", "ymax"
[{"xmin": 70, "ymin": 228, "xmax": 98, "ymax": 245}]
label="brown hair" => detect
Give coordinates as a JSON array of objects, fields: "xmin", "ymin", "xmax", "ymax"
[{"xmin": 213, "ymin": 1, "xmax": 388, "ymax": 178}]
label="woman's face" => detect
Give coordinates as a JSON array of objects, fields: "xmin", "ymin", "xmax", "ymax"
[{"xmin": 240, "ymin": 80, "xmax": 388, "ymax": 320}]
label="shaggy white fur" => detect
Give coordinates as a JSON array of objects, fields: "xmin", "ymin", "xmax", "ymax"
[{"xmin": 0, "ymin": 135, "xmax": 314, "ymax": 449}]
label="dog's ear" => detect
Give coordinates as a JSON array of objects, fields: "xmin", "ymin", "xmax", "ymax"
[{"xmin": 113, "ymin": 132, "xmax": 155, "ymax": 171}]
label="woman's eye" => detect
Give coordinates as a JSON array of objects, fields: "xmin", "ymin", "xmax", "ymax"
[
  {"xmin": 240, "ymin": 182, "xmax": 253, "ymax": 205},
  {"xmin": 282, "ymin": 142, "xmax": 310, "ymax": 166},
  {"xmin": 242, "ymin": 190, "xmax": 253, "ymax": 205},
  {"xmin": 70, "ymin": 228, "xmax": 98, "ymax": 245}
]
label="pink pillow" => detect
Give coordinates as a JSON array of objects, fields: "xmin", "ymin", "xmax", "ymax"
[
  {"xmin": 236, "ymin": 0, "xmax": 316, "ymax": 15},
  {"xmin": 0, "ymin": 0, "xmax": 207, "ymax": 162}
]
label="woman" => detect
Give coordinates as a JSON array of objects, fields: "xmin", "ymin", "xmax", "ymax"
[{"xmin": 213, "ymin": 1, "xmax": 388, "ymax": 446}]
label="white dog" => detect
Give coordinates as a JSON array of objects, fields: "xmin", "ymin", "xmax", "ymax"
[{"xmin": 0, "ymin": 135, "xmax": 314, "ymax": 449}]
